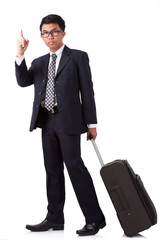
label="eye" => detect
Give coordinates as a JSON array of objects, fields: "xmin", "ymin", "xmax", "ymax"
[
  {"xmin": 50, "ymin": 30, "xmax": 57, "ymax": 34},
  {"xmin": 41, "ymin": 31, "xmax": 49, "ymax": 37}
]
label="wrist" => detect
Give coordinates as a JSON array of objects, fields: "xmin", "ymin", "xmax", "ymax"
[{"xmin": 16, "ymin": 53, "xmax": 24, "ymax": 58}]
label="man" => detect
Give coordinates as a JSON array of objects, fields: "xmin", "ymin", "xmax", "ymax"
[{"xmin": 15, "ymin": 14, "xmax": 106, "ymax": 236}]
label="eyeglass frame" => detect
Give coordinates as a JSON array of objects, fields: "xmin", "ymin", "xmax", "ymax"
[{"xmin": 41, "ymin": 29, "xmax": 63, "ymax": 38}]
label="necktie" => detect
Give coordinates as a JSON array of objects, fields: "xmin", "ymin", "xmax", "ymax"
[{"xmin": 45, "ymin": 54, "xmax": 57, "ymax": 111}]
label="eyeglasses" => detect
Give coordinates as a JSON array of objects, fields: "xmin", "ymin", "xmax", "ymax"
[{"xmin": 41, "ymin": 29, "xmax": 63, "ymax": 38}]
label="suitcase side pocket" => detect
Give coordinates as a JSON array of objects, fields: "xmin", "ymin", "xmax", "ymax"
[{"xmin": 109, "ymin": 186, "xmax": 130, "ymax": 213}]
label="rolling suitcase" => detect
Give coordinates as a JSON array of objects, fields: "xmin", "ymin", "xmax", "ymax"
[{"xmin": 89, "ymin": 135, "xmax": 157, "ymax": 236}]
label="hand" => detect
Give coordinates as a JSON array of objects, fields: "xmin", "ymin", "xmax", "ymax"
[
  {"xmin": 87, "ymin": 128, "xmax": 97, "ymax": 141},
  {"xmin": 17, "ymin": 30, "xmax": 29, "ymax": 57}
]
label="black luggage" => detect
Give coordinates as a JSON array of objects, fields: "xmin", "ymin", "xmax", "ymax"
[{"xmin": 90, "ymin": 136, "xmax": 157, "ymax": 236}]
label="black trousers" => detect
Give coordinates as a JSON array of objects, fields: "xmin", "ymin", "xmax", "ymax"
[{"xmin": 41, "ymin": 110, "xmax": 105, "ymax": 224}]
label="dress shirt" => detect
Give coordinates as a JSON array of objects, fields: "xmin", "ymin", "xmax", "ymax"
[{"xmin": 49, "ymin": 44, "xmax": 64, "ymax": 74}]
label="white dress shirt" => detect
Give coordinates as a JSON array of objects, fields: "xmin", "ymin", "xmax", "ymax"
[{"xmin": 49, "ymin": 44, "xmax": 64, "ymax": 74}]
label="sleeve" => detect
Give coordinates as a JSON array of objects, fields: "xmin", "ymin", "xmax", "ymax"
[
  {"xmin": 15, "ymin": 58, "xmax": 34, "ymax": 87},
  {"xmin": 78, "ymin": 52, "xmax": 98, "ymax": 125}
]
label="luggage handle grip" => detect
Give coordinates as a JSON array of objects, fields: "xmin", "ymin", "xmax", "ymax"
[{"xmin": 89, "ymin": 134, "xmax": 105, "ymax": 167}]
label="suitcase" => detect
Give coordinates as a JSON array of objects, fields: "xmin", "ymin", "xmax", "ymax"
[{"xmin": 89, "ymin": 135, "xmax": 157, "ymax": 236}]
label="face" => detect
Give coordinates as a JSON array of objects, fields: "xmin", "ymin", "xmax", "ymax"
[{"xmin": 41, "ymin": 23, "xmax": 66, "ymax": 53}]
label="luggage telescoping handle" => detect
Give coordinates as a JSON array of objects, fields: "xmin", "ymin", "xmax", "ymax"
[{"xmin": 89, "ymin": 134, "xmax": 105, "ymax": 167}]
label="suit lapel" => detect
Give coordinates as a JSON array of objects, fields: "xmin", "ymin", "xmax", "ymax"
[
  {"xmin": 39, "ymin": 46, "xmax": 71, "ymax": 79},
  {"xmin": 40, "ymin": 54, "xmax": 50, "ymax": 78},
  {"xmin": 56, "ymin": 46, "xmax": 71, "ymax": 78}
]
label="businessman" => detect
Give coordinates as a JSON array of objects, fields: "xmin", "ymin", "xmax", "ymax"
[{"xmin": 15, "ymin": 14, "xmax": 106, "ymax": 236}]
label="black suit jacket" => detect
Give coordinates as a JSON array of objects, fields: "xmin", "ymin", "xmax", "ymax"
[{"xmin": 15, "ymin": 45, "xmax": 97, "ymax": 134}]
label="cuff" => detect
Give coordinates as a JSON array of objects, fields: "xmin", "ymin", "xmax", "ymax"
[
  {"xmin": 87, "ymin": 124, "xmax": 97, "ymax": 128},
  {"xmin": 16, "ymin": 55, "xmax": 25, "ymax": 66}
]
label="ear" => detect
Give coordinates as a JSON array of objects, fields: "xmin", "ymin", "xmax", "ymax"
[{"xmin": 62, "ymin": 32, "xmax": 66, "ymax": 38}]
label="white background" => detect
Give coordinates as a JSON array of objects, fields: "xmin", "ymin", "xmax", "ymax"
[{"xmin": 0, "ymin": 0, "xmax": 160, "ymax": 239}]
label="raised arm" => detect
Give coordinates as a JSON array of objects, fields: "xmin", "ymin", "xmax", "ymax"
[{"xmin": 15, "ymin": 30, "xmax": 33, "ymax": 87}]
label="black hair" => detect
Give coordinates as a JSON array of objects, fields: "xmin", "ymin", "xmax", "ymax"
[{"xmin": 40, "ymin": 14, "xmax": 65, "ymax": 32}]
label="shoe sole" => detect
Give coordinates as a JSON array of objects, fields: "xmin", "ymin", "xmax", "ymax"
[
  {"xmin": 52, "ymin": 225, "xmax": 64, "ymax": 231},
  {"xmin": 100, "ymin": 221, "xmax": 106, "ymax": 229},
  {"xmin": 77, "ymin": 221, "xmax": 106, "ymax": 236},
  {"xmin": 26, "ymin": 225, "xmax": 64, "ymax": 231}
]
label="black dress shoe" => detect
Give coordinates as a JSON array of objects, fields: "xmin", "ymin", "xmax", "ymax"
[
  {"xmin": 26, "ymin": 219, "xmax": 64, "ymax": 232},
  {"xmin": 76, "ymin": 219, "xmax": 106, "ymax": 236}
]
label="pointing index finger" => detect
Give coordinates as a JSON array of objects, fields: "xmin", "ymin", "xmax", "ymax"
[{"xmin": 20, "ymin": 29, "xmax": 24, "ymax": 38}]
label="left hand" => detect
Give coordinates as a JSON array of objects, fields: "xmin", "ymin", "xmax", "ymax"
[{"xmin": 87, "ymin": 128, "xmax": 97, "ymax": 141}]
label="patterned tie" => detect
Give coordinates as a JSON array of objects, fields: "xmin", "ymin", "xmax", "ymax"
[{"xmin": 45, "ymin": 54, "xmax": 57, "ymax": 111}]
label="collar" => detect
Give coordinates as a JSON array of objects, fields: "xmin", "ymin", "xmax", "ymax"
[{"xmin": 49, "ymin": 44, "xmax": 65, "ymax": 57}]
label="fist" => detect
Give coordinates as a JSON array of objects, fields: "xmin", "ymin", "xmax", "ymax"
[
  {"xmin": 87, "ymin": 128, "xmax": 97, "ymax": 141},
  {"xmin": 17, "ymin": 30, "xmax": 29, "ymax": 57}
]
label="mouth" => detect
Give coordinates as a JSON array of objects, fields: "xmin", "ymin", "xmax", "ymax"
[{"xmin": 48, "ymin": 41, "xmax": 55, "ymax": 45}]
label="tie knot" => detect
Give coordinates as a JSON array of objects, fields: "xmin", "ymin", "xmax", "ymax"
[{"xmin": 52, "ymin": 54, "xmax": 57, "ymax": 61}]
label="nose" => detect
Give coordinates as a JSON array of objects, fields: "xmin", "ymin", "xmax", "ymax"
[{"xmin": 48, "ymin": 32, "xmax": 54, "ymax": 39}]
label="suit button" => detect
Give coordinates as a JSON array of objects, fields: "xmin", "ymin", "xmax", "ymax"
[
  {"xmin": 39, "ymin": 92, "xmax": 41, "ymax": 95},
  {"xmin": 43, "ymin": 79, "xmax": 45, "ymax": 83},
  {"xmin": 37, "ymin": 104, "xmax": 39, "ymax": 108}
]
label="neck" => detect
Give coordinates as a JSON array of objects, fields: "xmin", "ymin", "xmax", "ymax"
[{"xmin": 49, "ymin": 43, "xmax": 63, "ymax": 53}]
